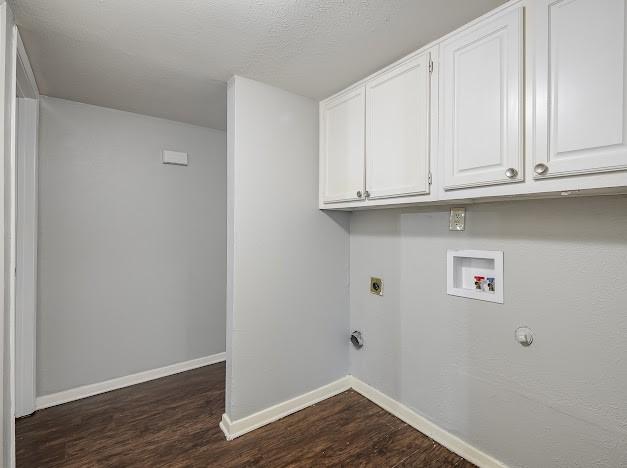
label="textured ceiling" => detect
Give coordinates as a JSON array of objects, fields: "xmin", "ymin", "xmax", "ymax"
[{"xmin": 11, "ymin": 0, "xmax": 505, "ymax": 130}]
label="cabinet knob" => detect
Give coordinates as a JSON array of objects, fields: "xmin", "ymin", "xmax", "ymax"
[
  {"xmin": 364, "ymin": 190, "xmax": 370, "ymax": 198},
  {"xmin": 356, "ymin": 190, "xmax": 363, "ymax": 198},
  {"xmin": 505, "ymin": 168, "xmax": 518, "ymax": 179},
  {"xmin": 534, "ymin": 163, "xmax": 549, "ymax": 175}
]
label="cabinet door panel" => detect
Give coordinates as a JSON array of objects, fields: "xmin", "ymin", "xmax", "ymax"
[
  {"xmin": 366, "ymin": 54, "xmax": 431, "ymax": 199},
  {"xmin": 320, "ymin": 87, "xmax": 365, "ymax": 203},
  {"xmin": 441, "ymin": 7, "xmax": 524, "ymax": 190},
  {"xmin": 534, "ymin": 0, "xmax": 627, "ymax": 178}
]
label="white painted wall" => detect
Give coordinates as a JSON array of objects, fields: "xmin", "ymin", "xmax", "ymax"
[
  {"xmin": 349, "ymin": 196, "xmax": 627, "ymax": 468},
  {"xmin": 226, "ymin": 76, "xmax": 350, "ymax": 421},
  {"xmin": 37, "ymin": 97, "xmax": 226, "ymax": 396}
]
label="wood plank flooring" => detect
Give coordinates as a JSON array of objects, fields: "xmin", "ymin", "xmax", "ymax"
[{"xmin": 16, "ymin": 362, "xmax": 475, "ymax": 467}]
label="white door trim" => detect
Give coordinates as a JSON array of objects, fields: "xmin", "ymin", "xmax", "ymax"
[
  {"xmin": 15, "ymin": 31, "xmax": 38, "ymax": 100},
  {"xmin": 14, "ymin": 97, "xmax": 38, "ymax": 418},
  {"xmin": 3, "ymin": 19, "xmax": 19, "ymax": 468},
  {"xmin": 13, "ymin": 26, "xmax": 39, "ymax": 421}
]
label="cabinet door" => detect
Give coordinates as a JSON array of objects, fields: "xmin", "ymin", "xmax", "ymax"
[
  {"xmin": 320, "ymin": 86, "xmax": 366, "ymax": 203},
  {"xmin": 365, "ymin": 53, "xmax": 431, "ymax": 199},
  {"xmin": 440, "ymin": 7, "xmax": 524, "ymax": 190},
  {"xmin": 534, "ymin": 0, "xmax": 627, "ymax": 178}
]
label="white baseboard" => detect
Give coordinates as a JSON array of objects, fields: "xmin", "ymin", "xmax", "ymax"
[
  {"xmin": 220, "ymin": 376, "xmax": 352, "ymax": 440},
  {"xmin": 35, "ymin": 352, "xmax": 226, "ymax": 410},
  {"xmin": 38, "ymin": 357, "xmax": 505, "ymax": 467},
  {"xmin": 219, "ymin": 413, "xmax": 235, "ymax": 440},
  {"xmin": 220, "ymin": 374, "xmax": 506, "ymax": 467},
  {"xmin": 349, "ymin": 377, "xmax": 508, "ymax": 468}
]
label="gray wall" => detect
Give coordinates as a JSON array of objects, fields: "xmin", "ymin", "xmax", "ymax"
[
  {"xmin": 226, "ymin": 76, "xmax": 350, "ymax": 421},
  {"xmin": 350, "ymin": 196, "xmax": 627, "ymax": 468},
  {"xmin": 37, "ymin": 96, "xmax": 226, "ymax": 395}
]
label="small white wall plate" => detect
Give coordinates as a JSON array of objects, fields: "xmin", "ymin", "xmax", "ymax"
[
  {"xmin": 447, "ymin": 249, "xmax": 503, "ymax": 303},
  {"xmin": 163, "ymin": 150, "xmax": 188, "ymax": 166}
]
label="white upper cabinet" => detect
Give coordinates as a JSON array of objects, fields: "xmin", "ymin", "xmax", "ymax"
[
  {"xmin": 320, "ymin": 86, "xmax": 366, "ymax": 203},
  {"xmin": 319, "ymin": 1, "xmax": 627, "ymax": 210},
  {"xmin": 365, "ymin": 53, "xmax": 432, "ymax": 199},
  {"xmin": 440, "ymin": 6, "xmax": 524, "ymax": 190},
  {"xmin": 533, "ymin": 0, "xmax": 627, "ymax": 178}
]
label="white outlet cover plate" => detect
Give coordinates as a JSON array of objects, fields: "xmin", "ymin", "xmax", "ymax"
[
  {"xmin": 449, "ymin": 207, "xmax": 465, "ymax": 231},
  {"xmin": 447, "ymin": 249, "xmax": 503, "ymax": 303}
]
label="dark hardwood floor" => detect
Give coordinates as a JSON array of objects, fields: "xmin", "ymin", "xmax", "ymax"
[{"xmin": 16, "ymin": 362, "xmax": 475, "ymax": 467}]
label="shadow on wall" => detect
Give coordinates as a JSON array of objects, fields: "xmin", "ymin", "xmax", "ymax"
[
  {"xmin": 324, "ymin": 209, "xmax": 352, "ymax": 232},
  {"xmin": 396, "ymin": 195, "xmax": 627, "ymax": 245}
]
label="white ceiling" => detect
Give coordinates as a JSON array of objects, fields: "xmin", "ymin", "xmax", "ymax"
[{"xmin": 12, "ymin": 0, "xmax": 505, "ymax": 130}]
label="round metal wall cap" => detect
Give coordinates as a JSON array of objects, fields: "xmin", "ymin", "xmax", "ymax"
[
  {"xmin": 351, "ymin": 331, "xmax": 364, "ymax": 348},
  {"xmin": 515, "ymin": 326, "xmax": 533, "ymax": 347}
]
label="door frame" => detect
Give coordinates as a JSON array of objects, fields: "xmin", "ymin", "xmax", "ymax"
[{"xmin": 14, "ymin": 27, "xmax": 39, "ymax": 419}]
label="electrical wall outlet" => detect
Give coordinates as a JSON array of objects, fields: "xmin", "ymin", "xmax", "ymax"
[
  {"xmin": 449, "ymin": 207, "xmax": 466, "ymax": 231},
  {"xmin": 370, "ymin": 277, "xmax": 383, "ymax": 296}
]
